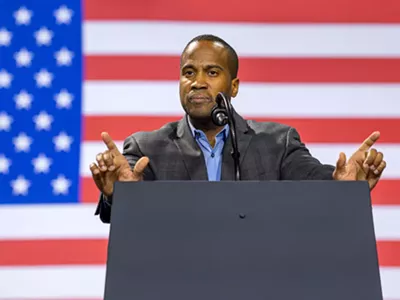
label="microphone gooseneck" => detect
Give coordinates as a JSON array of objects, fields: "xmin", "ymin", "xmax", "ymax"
[{"xmin": 210, "ymin": 92, "xmax": 241, "ymax": 181}]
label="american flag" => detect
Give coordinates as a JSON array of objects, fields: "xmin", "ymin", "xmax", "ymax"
[{"xmin": 0, "ymin": 0, "xmax": 399, "ymax": 298}]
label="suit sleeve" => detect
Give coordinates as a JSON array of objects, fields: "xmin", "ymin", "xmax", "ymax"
[
  {"xmin": 280, "ymin": 127, "xmax": 335, "ymax": 180},
  {"xmin": 94, "ymin": 134, "xmax": 155, "ymax": 223}
]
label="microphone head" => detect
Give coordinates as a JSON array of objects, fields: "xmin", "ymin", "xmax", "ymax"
[
  {"xmin": 211, "ymin": 108, "xmax": 228, "ymax": 126},
  {"xmin": 210, "ymin": 100, "xmax": 228, "ymax": 126}
]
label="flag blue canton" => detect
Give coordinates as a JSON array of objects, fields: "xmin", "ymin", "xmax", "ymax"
[{"xmin": 0, "ymin": 0, "xmax": 82, "ymax": 204}]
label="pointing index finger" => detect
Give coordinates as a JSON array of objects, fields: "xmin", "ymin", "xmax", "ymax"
[
  {"xmin": 358, "ymin": 131, "xmax": 380, "ymax": 152},
  {"xmin": 101, "ymin": 132, "xmax": 120, "ymax": 153}
]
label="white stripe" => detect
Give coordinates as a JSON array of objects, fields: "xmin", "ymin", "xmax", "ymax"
[
  {"xmin": 0, "ymin": 203, "xmax": 399, "ymax": 240},
  {"xmin": 83, "ymin": 81, "xmax": 400, "ymax": 117},
  {"xmin": 81, "ymin": 141, "xmax": 400, "ymax": 178},
  {"xmin": 0, "ymin": 204, "xmax": 109, "ymax": 240},
  {"xmin": 0, "ymin": 265, "xmax": 105, "ymax": 298},
  {"xmin": 83, "ymin": 21, "xmax": 400, "ymax": 57},
  {"xmin": 372, "ymin": 206, "xmax": 400, "ymax": 241},
  {"xmin": 381, "ymin": 267, "xmax": 400, "ymax": 299},
  {"xmin": 0, "ymin": 266, "xmax": 398, "ymax": 299}
]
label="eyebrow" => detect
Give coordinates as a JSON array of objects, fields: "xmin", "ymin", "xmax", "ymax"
[
  {"xmin": 206, "ymin": 64, "xmax": 224, "ymax": 71},
  {"xmin": 182, "ymin": 64, "xmax": 224, "ymax": 71}
]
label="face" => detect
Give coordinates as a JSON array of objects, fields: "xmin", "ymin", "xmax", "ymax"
[{"xmin": 179, "ymin": 40, "xmax": 239, "ymax": 121}]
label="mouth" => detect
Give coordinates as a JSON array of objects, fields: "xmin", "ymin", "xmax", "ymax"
[{"xmin": 188, "ymin": 95, "xmax": 213, "ymax": 104}]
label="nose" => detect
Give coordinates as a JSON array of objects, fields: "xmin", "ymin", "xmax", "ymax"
[{"xmin": 190, "ymin": 73, "xmax": 208, "ymax": 90}]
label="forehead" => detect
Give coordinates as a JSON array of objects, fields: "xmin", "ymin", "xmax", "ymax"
[{"xmin": 181, "ymin": 40, "xmax": 229, "ymax": 67}]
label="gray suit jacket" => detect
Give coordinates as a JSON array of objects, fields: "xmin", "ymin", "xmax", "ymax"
[{"xmin": 95, "ymin": 111, "xmax": 335, "ymax": 223}]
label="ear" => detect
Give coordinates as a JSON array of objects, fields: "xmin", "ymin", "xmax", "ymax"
[{"xmin": 231, "ymin": 78, "xmax": 240, "ymax": 98}]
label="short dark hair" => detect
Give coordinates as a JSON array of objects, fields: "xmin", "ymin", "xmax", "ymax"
[{"xmin": 181, "ymin": 34, "xmax": 239, "ymax": 79}]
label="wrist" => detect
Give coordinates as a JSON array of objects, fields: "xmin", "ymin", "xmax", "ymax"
[{"xmin": 103, "ymin": 193, "xmax": 113, "ymax": 205}]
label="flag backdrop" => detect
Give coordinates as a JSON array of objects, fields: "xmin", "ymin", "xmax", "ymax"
[{"xmin": 0, "ymin": 0, "xmax": 400, "ymax": 298}]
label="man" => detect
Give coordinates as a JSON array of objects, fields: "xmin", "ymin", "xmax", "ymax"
[{"xmin": 90, "ymin": 34, "xmax": 386, "ymax": 224}]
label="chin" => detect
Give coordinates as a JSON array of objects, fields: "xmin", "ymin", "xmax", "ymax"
[
  {"xmin": 188, "ymin": 112, "xmax": 211, "ymax": 121},
  {"xmin": 190, "ymin": 107, "xmax": 212, "ymax": 117}
]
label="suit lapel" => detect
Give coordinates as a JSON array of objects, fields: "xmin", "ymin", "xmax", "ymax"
[
  {"xmin": 173, "ymin": 116, "xmax": 208, "ymax": 180},
  {"xmin": 221, "ymin": 111, "xmax": 252, "ymax": 180},
  {"xmin": 221, "ymin": 137, "xmax": 235, "ymax": 180}
]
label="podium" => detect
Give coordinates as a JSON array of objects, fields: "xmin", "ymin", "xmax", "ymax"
[{"xmin": 103, "ymin": 181, "xmax": 383, "ymax": 300}]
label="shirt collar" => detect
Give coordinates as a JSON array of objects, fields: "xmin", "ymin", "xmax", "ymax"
[{"xmin": 187, "ymin": 115, "xmax": 229, "ymax": 141}]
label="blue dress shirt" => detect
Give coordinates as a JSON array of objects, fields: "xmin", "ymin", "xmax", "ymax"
[{"xmin": 188, "ymin": 119, "xmax": 229, "ymax": 181}]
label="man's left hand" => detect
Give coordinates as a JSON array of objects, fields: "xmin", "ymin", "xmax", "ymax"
[{"xmin": 332, "ymin": 131, "xmax": 386, "ymax": 190}]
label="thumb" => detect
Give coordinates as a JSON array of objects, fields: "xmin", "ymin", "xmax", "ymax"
[
  {"xmin": 335, "ymin": 152, "xmax": 347, "ymax": 171},
  {"xmin": 132, "ymin": 156, "xmax": 150, "ymax": 179}
]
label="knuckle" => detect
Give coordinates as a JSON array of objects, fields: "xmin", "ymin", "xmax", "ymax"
[
  {"xmin": 377, "ymin": 162, "xmax": 386, "ymax": 171},
  {"xmin": 366, "ymin": 155, "xmax": 374, "ymax": 162},
  {"xmin": 91, "ymin": 168, "xmax": 100, "ymax": 176}
]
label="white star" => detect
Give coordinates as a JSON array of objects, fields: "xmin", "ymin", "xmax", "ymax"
[
  {"xmin": 55, "ymin": 89, "xmax": 73, "ymax": 109},
  {"xmin": 14, "ymin": 48, "xmax": 33, "ymax": 67},
  {"xmin": 0, "ymin": 69, "xmax": 12, "ymax": 88},
  {"xmin": 0, "ymin": 28, "xmax": 12, "ymax": 46},
  {"xmin": 11, "ymin": 175, "xmax": 31, "ymax": 196},
  {"xmin": 0, "ymin": 112, "xmax": 13, "ymax": 131},
  {"xmin": 14, "ymin": 7, "xmax": 33, "ymax": 25},
  {"xmin": 33, "ymin": 111, "xmax": 53, "ymax": 131},
  {"xmin": 55, "ymin": 47, "xmax": 74, "ymax": 66},
  {"xmin": 34, "ymin": 69, "xmax": 53, "ymax": 88},
  {"xmin": 53, "ymin": 132, "xmax": 73, "ymax": 152},
  {"xmin": 32, "ymin": 153, "xmax": 52, "ymax": 174},
  {"xmin": 0, "ymin": 154, "xmax": 12, "ymax": 174},
  {"xmin": 54, "ymin": 5, "xmax": 73, "ymax": 25},
  {"xmin": 51, "ymin": 174, "xmax": 71, "ymax": 195},
  {"xmin": 14, "ymin": 90, "xmax": 33, "ymax": 110},
  {"xmin": 34, "ymin": 27, "xmax": 53, "ymax": 46},
  {"xmin": 13, "ymin": 132, "xmax": 33, "ymax": 152}
]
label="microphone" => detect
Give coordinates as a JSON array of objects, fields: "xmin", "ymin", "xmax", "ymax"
[
  {"xmin": 211, "ymin": 92, "xmax": 241, "ymax": 181},
  {"xmin": 211, "ymin": 95, "xmax": 229, "ymax": 126}
]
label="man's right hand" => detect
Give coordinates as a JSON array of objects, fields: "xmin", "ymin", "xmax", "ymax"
[{"xmin": 89, "ymin": 132, "xmax": 150, "ymax": 197}]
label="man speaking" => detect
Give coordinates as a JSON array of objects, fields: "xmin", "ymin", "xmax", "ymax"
[{"xmin": 89, "ymin": 34, "xmax": 387, "ymax": 223}]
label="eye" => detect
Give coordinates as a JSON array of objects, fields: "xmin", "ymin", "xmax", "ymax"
[
  {"xmin": 208, "ymin": 70, "xmax": 218, "ymax": 76},
  {"xmin": 183, "ymin": 70, "xmax": 194, "ymax": 76}
]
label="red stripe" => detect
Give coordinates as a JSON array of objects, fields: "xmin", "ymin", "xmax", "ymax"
[
  {"xmin": 85, "ymin": 56, "xmax": 400, "ymax": 83},
  {"xmin": 371, "ymin": 179, "xmax": 400, "ymax": 205},
  {"xmin": 83, "ymin": 116, "xmax": 400, "ymax": 144},
  {"xmin": 81, "ymin": 177, "xmax": 400, "ymax": 205},
  {"xmin": 1, "ymin": 239, "xmax": 399, "ymax": 266},
  {"xmin": 83, "ymin": 116, "xmax": 181, "ymax": 141},
  {"xmin": 377, "ymin": 241, "xmax": 400, "ymax": 267},
  {"xmin": 82, "ymin": 177, "xmax": 99, "ymax": 203},
  {"xmin": 0, "ymin": 239, "xmax": 108, "ymax": 266},
  {"xmin": 84, "ymin": 0, "xmax": 400, "ymax": 23},
  {"xmin": 86, "ymin": 56, "xmax": 179, "ymax": 81},
  {"xmin": 371, "ymin": 180, "xmax": 400, "ymax": 205}
]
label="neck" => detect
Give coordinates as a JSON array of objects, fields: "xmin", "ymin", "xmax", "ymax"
[{"xmin": 189, "ymin": 116, "xmax": 225, "ymax": 147}]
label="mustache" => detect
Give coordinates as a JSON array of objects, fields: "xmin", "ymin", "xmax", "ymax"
[{"xmin": 187, "ymin": 93, "xmax": 213, "ymax": 101}]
